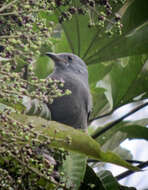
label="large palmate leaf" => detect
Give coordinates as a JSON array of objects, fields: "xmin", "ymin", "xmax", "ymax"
[
  {"xmin": 55, "ymin": 0, "xmax": 148, "ymax": 63},
  {"xmin": 87, "ymin": 22, "xmax": 148, "ymax": 64}
]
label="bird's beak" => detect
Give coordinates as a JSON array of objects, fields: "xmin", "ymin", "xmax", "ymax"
[{"xmin": 46, "ymin": 52, "xmax": 62, "ymax": 62}]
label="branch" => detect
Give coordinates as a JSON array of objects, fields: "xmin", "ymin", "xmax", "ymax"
[
  {"xmin": 89, "ymin": 111, "xmax": 113, "ymax": 122},
  {"xmin": 116, "ymin": 160, "xmax": 148, "ymax": 181},
  {"xmin": 91, "ymin": 102, "xmax": 148, "ymax": 139},
  {"xmin": 0, "ymin": 0, "xmax": 19, "ymax": 13},
  {"xmin": 126, "ymin": 160, "xmax": 145, "ymax": 164},
  {"xmin": 87, "ymin": 159, "xmax": 144, "ymax": 164}
]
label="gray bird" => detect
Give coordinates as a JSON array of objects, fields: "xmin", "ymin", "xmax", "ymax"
[{"xmin": 46, "ymin": 52, "xmax": 92, "ymax": 130}]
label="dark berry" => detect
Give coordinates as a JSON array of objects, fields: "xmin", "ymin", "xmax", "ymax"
[
  {"xmin": 89, "ymin": 0, "xmax": 95, "ymax": 7},
  {"xmin": 68, "ymin": 7, "xmax": 77, "ymax": 14},
  {"xmin": 0, "ymin": 45, "xmax": 4, "ymax": 52},
  {"xmin": 115, "ymin": 13, "xmax": 121, "ymax": 21},
  {"xmin": 78, "ymin": 8, "xmax": 86, "ymax": 15},
  {"xmin": 98, "ymin": 15, "xmax": 105, "ymax": 21},
  {"xmin": 58, "ymin": 16, "xmax": 64, "ymax": 23},
  {"xmin": 99, "ymin": 0, "xmax": 107, "ymax": 5}
]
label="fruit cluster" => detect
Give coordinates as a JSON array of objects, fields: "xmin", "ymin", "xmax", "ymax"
[
  {"xmin": 54, "ymin": 0, "xmax": 124, "ymax": 35},
  {"xmin": 0, "ymin": 0, "xmax": 54, "ymax": 69},
  {"xmin": 0, "ymin": 108, "xmax": 68, "ymax": 189}
]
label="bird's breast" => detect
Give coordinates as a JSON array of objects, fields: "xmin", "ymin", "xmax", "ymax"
[{"xmin": 47, "ymin": 73, "xmax": 90, "ymax": 129}]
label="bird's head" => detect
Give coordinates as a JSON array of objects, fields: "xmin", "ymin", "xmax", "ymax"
[{"xmin": 46, "ymin": 52, "xmax": 88, "ymax": 76}]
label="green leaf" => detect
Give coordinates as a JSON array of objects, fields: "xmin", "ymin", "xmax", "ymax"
[
  {"xmin": 90, "ymin": 87, "xmax": 109, "ymax": 119},
  {"xmin": 93, "ymin": 118, "xmax": 148, "ymax": 151},
  {"xmin": 83, "ymin": 165, "xmax": 135, "ymax": 189},
  {"xmin": 55, "ymin": 32, "xmax": 72, "ymax": 53},
  {"xmin": 101, "ymin": 132, "xmax": 127, "ymax": 152},
  {"xmin": 94, "ymin": 55, "xmax": 148, "ymax": 115},
  {"xmin": 120, "ymin": 124, "xmax": 148, "ymax": 140},
  {"xmin": 88, "ymin": 58, "xmax": 113, "ymax": 119},
  {"xmin": 38, "ymin": 10, "xmax": 58, "ymax": 23},
  {"xmin": 88, "ymin": 22, "xmax": 148, "ymax": 63},
  {"xmin": 12, "ymin": 113, "xmax": 139, "ymax": 171},
  {"xmin": 88, "ymin": 62, "xmax": 113, "ymax": 87},
  {"xmin": 86, "ymin": 0, "xmax": 148, "ymax": 63},
  {"xmin": 121, "ymin": 0, "xmax": 148, "ymax": 34},
  {"xmin": 82, "ymin": 165, "xmax": 104, "ymax": 189},
  {"xmin": 97, "ymin": 75, "xmax": 113, "ymax": 110},
  {"xmin": 114, "ymin": 146, "xmax": 132, "ymax": 161},
  {"xmin": 97, "ymin": 170, "xmax": 120, "ymax": 190},
  {"xmin": 55, "ymin": 0, "xmax": 148, "ymax": 64},
  {"xmin": 61, "ymin": 152, "xmax": 87, "ymax": 190},
  {"xmin": 54, "ymin": 2, "xmax": 124, "ymax": 59},
  {"xmin": 34, "ymin": 56, "xmax": 53, "ymax": 78}
]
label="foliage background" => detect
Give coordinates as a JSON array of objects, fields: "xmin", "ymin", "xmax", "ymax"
[{"xmin": 0, "ymin": 0, "xmax": 148, "ymax": 189}]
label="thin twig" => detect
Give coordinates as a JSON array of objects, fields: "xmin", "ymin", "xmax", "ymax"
[
  {"xmin": 0, "ymin": 11, "xmax": 18, "ymax": 16},
  {"xmin": 116, "ymin": 160, "xmax": 148, "ymax": 181},
  {"xmin": 0, "ymin": 35, "xmax": 21, "ymax": 39},
  {"xmin": 0, "ymin": 0, "xmax": 19, "ymax": 13},
  {"xmin": 91, "ymin": 102, "xmax": 148, "ymax": 139},
  {"xmin": 0, "ymin": 9, "xmax": 43, "ymax": 16},
  {"xmin": 87, "ymin": 5, "xmax": 115, "ymax": 25}
]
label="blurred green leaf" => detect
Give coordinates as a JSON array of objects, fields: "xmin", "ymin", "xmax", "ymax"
[
  {"xmin": 114, "ymin": 146, "xmax": 133, "ymax": 161},
  {"xmin": 54, "ymin": 0, "xmax": 148, "ymax": 64},
  {"xmin": 97, "ymin": 170, "xmax": 120, "ymax": 190},
  {"xmin": 88, "ymin": 62, "xmax": 113, "ymax": 119},
  {"xmin": 88, "ymin": 22, "xmax": 148, "ymax": 63},
  {"xmin": 38, "ymin": 10, "xmax": 58, "ymax": 23},
  {"xmin": 88, "ymin": 62, "xmax": 113, "ymax": 87},
  {"xmin": 82, "ymin": 165, "xmax": 104, "ymax": 189},
  {"xmin": 110, "ymin": 56, "xmax": 148, "ymax": 109},
  {"xmin": 55, "ymin": 32, "xmax": 72, "ymax": 53},
  {"xmin": 120, "ymin": 124, "xmax": 148, "ymax": 140},
  {"xmin": 93, "ymin": 118, "xmax": 148, "ymax": 151},
  {"xmin": 61, "ymin": 152, "xmax": 87, "ymax": 190},
  {"xmin": 94, "ymin": 55, "xmax": 148, "ymax": 117},
  {"xmin": 121, "ymin": 0, "xmax": 148, "ymax": 34},
  {"xmin": 86, "ymin": 0, "xmax": 148, "ymax": 63},
  {"xmin": 34, "ymin": 55, "xmax": 53, "ymax": 78}
]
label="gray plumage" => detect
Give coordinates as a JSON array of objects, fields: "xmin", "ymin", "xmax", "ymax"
[{"xmin": 46, "ymin": 52, "xmax": 92, "ymax": 130}]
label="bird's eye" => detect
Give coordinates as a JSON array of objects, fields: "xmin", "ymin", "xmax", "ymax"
[{"xmin": 67, "ymin": 56, "xmax": 73, "ymax": 62}]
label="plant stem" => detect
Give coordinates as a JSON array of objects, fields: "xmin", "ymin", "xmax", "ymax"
[{"xmin": 91, "ymin": 102, "xmax": 148, "ymax": 139}]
